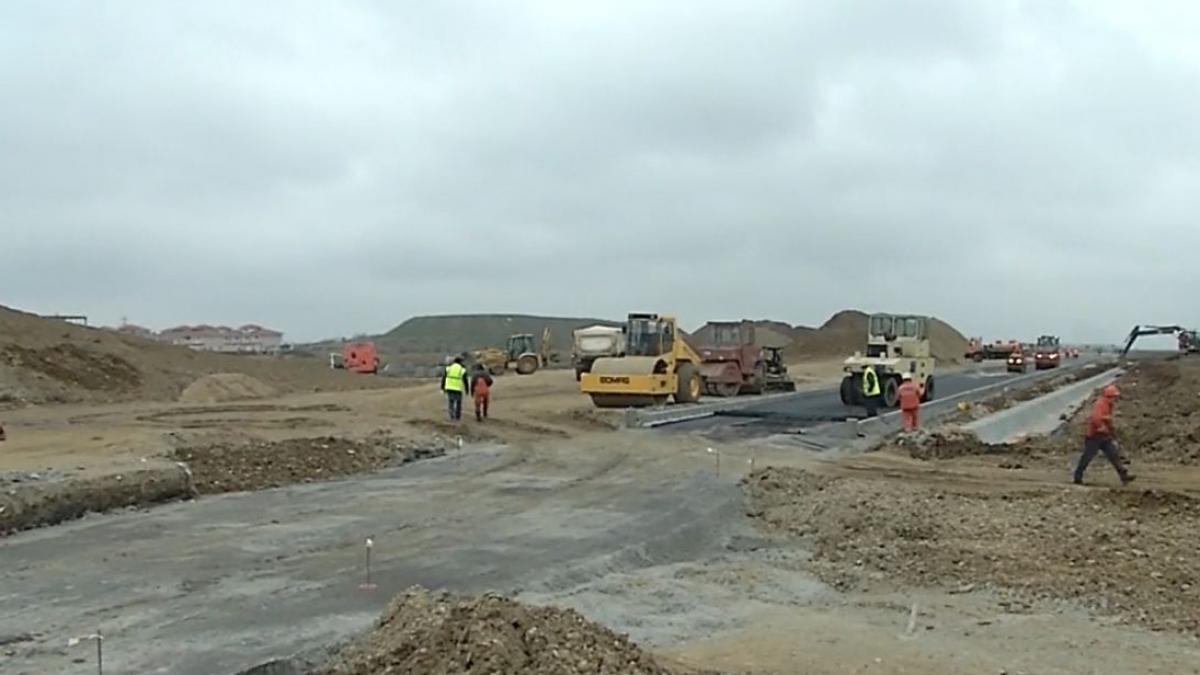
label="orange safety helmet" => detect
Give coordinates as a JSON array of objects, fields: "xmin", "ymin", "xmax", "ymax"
[{"xmin": 1102, "ymin": 384, "xmax": 1121, "ymax": 399}]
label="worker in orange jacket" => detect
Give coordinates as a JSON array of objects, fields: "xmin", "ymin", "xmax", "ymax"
[
  {"xmin": 897, "ymin": 373, "xmax": 922, "ymax": 430},
  {"xmin": 1074, "ymin": 384, "xmax": 1135, "ymax": 485},
  {"xmin": 471, "ymin": 364, "xmax": 494, "ymax": 422}
]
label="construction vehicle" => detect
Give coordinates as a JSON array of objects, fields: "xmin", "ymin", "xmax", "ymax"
[
  {"xmin": 572, "ymin": 324, "xmax": 624, "ymax": 381},
  {"xmin": 1120, "ymin": 325, "xmax": 1198, "ymax": 356},
  {"xmin": 762, "ymin": 346, "xmax": 796, "ymax": 391},
  {"xmin": 695, "ymin": 321, "xmax": 766, "ymax": 397},
  {"xmin": 337, "ymin": 341, "xmax": 380, "ymax": 374},
  {"xmin": 1033, "ymin": 335, "xmax": 1062, "ymax": 369},
  {"xmin": 579, "ymin": 313, "xmax": 703, "ymax": 408},
  {"xmin": 472, "ymin": 327, "xmax": 556, "ymax": 376},
  {"xmin": 1007, "ymin": 345, "xmax": 1028, "ymax": 373},
  {"xmin": 964, "ymin": 338, "xmax": 1020, "ymax": 362},
  {"xmin": 840, "ymin": 313, "xmax": 935, "ymax": 408}
]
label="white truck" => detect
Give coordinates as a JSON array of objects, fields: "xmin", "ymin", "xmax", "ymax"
[{"xmin": 572, "ymin": 325, "xmax": 625, "ymax": 381}]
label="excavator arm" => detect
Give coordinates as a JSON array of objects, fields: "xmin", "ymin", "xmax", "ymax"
[{"xmin": 1121, "ymin": 325, "xmax": 1184, "ymax": 356}]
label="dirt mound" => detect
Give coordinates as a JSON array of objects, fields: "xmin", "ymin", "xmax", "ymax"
[
  {"xmin": 1110, "ymin": 358, "xmax": 1200, "ymax": 464},
  {"xmin": 787, "ymin": 310, "xmax": 969, "ymax": 363},
  {"xmin": 790, "ymin": 310, "xmax": 865, "ymax": 359},
  {"xmin": 1, "ymin": 343, "xmax": 142, "ymax": 393},
  {"xmin": 984, "ymin": 359, "xmax": 1200, "ymax": 465},
  {"xmin": 317, "ymin": 587, "xmax": 707, "ymax": 675},
  {"xmin": 330, "ymin": 314, "xmax": 620, "ymax": 363},
  {"xmin": 747, "ymin": 465, "xmax": 1200, "ymax": 636},
  {"xmin": 0, "ymin": 464, "xmax": 194, "ymax": 535},
  {"xmin": 0, "ymin": 305, "xmax": 397, "ymax": 405},
  {"xmin": 173, "ymin": 435, "xmax": 445, "ymax": 494},
  {"xmin": 928, "ymin": 317, "xmax": 970, "ymax": 364},
  {"xmin": 179, "ymin": 373, "xmax": 278, "ymax": 403},
  {"xmin": 891, "ymin": 428, "xmax": 995, "ymax": 460}
]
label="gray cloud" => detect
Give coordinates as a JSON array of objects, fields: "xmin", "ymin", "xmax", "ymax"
[{"xmin": 1, "ymin": 0, "xmax": 1195, "ymax": 342}]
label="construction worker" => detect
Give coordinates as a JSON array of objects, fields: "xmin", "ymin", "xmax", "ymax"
[
  {"xmin": 471, "ymin": 364, "xmax": 494, "ymax": 421},
  {"xmin": 1074, "ymin": 384, "xmax": 1135, "ymax": 486},
  {"xmin": 441, "ymin": 356, "xmax": 469, "ymax": 421},
  {"xmin": 861, "ymin": 364, "xmax": 882, "ymax": 417},
  {"xmin": 898, "ymin": 372, "xmax": 922, "ymax": 430},
  {"xmin": 0, "ymin": 423, "xmax": 5, "ymax": 442}
]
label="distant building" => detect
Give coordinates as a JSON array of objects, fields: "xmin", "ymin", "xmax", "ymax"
[
  {"xmin": 112, "ymin": 322, "xmax": 284, "ymax": 354},
  {"xmin": 115, "ymin": 323, "xmax": 156, "ymax": 339}
]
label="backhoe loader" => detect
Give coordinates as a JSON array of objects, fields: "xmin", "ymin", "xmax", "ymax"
[
  {"xmin": 579, "ymin": 313, "xmax": 703, "ymax": 408},
  {"xmin": 472, "ymin": 326, "xmax": 556, "ymax": 375}
]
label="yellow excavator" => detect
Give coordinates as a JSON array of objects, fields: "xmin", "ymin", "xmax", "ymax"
[{"xmin": 579, "ymin": 313, "xmax": 703, "ymax": 408}]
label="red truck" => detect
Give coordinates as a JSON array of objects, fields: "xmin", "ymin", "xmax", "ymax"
[{"xmin": 1034, "ymin": 335, "xmax": 1062, "ymax": 370}]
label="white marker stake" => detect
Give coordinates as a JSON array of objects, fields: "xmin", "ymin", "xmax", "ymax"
[
  {"xmin": 748, "ymin": 455, "xmax": 755, "ymax": 474},
  {"xmin": 707, "ymin": 447, "xmax": 720, "ymax": 477},
  {"xmin": 67, "ymin": 631, "xmax": 103, "ymax": 675},
  {"xmin": 457, "ymin": 435, "xmax": 464, "ymax": 464},
  {"xmin": 359, "ymin": 537, "xmax": 377, "ymax": 590}
]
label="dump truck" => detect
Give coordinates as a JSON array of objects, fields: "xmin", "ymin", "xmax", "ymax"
[
  {"xmin": 840, "ymin": 314, "xmax": 935, "ymax": 408},
  {"xmin": 579, "ymin": 313, "xmax": 703, "ymax": 408},
  {"xmin": 695, "ymin": 321, "xmax": 766, "ymax": 397},
  {"xmin": 964, "ymin": 338, "xmax": 1020, "ymax": 362},
  {"xmin": 572, "ymin": 324, "xmax": 624, "ymax": 381},
  {"xmin": 1034, "ymin": 335, "xmax": 1062, "ymax": 369}
]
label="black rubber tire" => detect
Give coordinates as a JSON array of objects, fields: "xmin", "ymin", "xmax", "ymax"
[
  {"xmin": 714, "ymin": 381, "xmax": 740, "ymax": 397},
  {"xmin": 882, "ymin": 377, "xmax": 900, "ymax": 408},
  {"xmin": 840, "ymin": 376, "xmax": 856, "ymax": 405},
  {"xmin": 516, "ymin": 354, "xmax": 539, "ymax": 375},
  {"xmin": 922, "ymin": 376, "xmax": 935, "ymax": 402},
  {"xmin": 675, "ymin": 362, "xmax": 702, "ymax": 403}
]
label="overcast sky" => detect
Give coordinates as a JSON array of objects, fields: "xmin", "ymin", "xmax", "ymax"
[{"xmin": 2, "ymin": 1, "xmax": 1197, "ymax": 343}]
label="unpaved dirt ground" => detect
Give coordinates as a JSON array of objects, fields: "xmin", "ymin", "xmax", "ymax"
[
  {"xmin": 747, "ymin": 357, "xmax": 1200, "ymax": 642},
  {"xmin": 316, "ymin": 587, "xmax": 714, "ymax": 675},
  {"xmin": 0, "ymin": 369, "xmax": 620, "ymax": 533}
]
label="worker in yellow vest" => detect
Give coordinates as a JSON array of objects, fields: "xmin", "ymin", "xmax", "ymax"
[
  {"xmin": 441, "ymin": 356, "xmax": 470, "ymax": 421},
  {"xmin": 861, "ymin": 364, "xmax": 882, "ymax": 418}
]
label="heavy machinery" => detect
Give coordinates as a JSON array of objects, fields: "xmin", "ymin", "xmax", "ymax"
[
  {"xmin": 1120, "ymin": 325, "xmax": 1198, "ymax": 356},
  {"xmin": 1006, "ymin": 345, "xmax": 1028, "ymax": 373},
  {"xmin": 1034, "ymin": 335, "xmax": 1062, "ymax": 369},
  {"xmin": 334, "ymin": 341, "xmax": 380, "ymax": 374},
  {"xmin": 762, "ymin": 346, "xmax": 796, "ymax": 392},
  {"xmin": 695, "ymin": 321, "xmax": 766, "ymax": 397},
  {"xmin": 572, "ymin": 324, "xmax": 624, "ymax": 381},
  {"xmin": 840, "ymin": 313, "xmax": 935, "ymax": 408},
  {"xmin": 473, "ymin": 327, "xmax": 556, "ymax": 375},
  {"xmin": 579, "ymin": 313, "xmax": 703, "ymax": 408},
  {"xmin": 964, "ymin": 338, "xmax": 1020, "ymax": 362}
]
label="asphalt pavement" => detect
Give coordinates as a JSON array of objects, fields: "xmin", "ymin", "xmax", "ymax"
[{"xmin": 659, "ymin": 360, "xmax": 1084, "ymax": 439}]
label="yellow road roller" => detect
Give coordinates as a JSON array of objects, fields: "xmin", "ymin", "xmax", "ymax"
[{"xmin": 579, "ymin": 313, "xmax": 704, "ymax": 408}]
